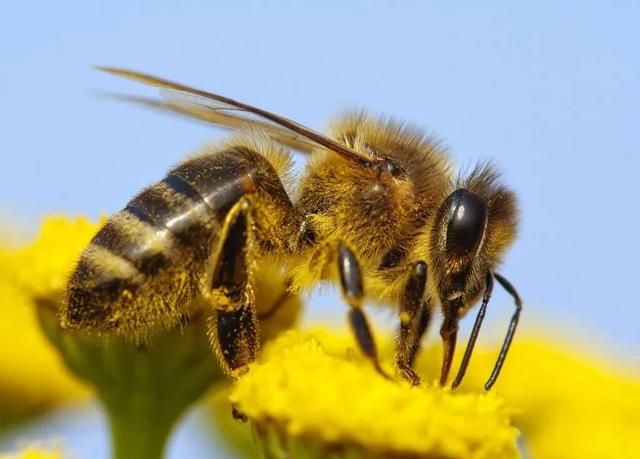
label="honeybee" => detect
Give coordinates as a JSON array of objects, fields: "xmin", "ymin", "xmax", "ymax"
[{"xmin": 64, "ymin": 67, "xmax": 521, "ymax": 390}]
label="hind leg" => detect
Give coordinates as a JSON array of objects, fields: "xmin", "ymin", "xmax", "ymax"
[{"xmin": 206, "ymin": 198, "xmax": 260, "ymax": 378}]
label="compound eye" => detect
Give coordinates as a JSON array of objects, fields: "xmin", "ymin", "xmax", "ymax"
[{"xmin": 445, "ymin": 189, "xmax": 487, "ymax": 255}]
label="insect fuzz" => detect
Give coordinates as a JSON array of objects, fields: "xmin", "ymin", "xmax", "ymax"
[{"xmin": 64, "ymin": 67, "xmax": 522, "ymax": 389}]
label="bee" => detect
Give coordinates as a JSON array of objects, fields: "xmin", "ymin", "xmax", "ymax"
[{"xmin": 64, "ymin": 67, "xmax": 521, "ymax": 390}]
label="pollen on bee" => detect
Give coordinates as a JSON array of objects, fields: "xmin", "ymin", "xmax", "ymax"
[
  {"xmin": 399, "ymin": 311, "xmax": 411, "ymax": 325},
  {"xmin": 208, "ymin": 289, "xmax": 234, "ymax": 311}
]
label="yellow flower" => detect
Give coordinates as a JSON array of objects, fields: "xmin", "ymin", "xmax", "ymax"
[
  {"xmin": 0, "ymin": 214, "xmax": 302, "ymax": 458},
  {"xmin": 227, "ymin": 328, "xmax": 640, "ymax": 459},
  {"xmin": 0, "ymin": 446, "xmax": 62, "ymax": 459},
  {"xmin": 4, "ymin": 216, "xmax": 103, "ymax": 297},
  {"xmin": 439, "ymin": 337, "xmax": 640, "ymax": 459},
  {"xmin": 8, "ymin": 214, "xmax": 637, "ymax": 459},
  {"xmin": 2, "ymin": 215, "xmax": 222, "ymax": 459},
  {"xmin": 230, "ymin": 330, "xmax": 520, "ymax": 459},
  {"xmin": 0, "ymin": 216, "xmax": 97, "ymax": 424}
]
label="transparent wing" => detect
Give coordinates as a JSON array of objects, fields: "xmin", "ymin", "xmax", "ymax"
[
  {"xmin": 101, "ymin": 92, "xmax": 320, "ymax": 155},
  {"xmin": 97, "ymin": 66, "xmax": 373, "ymax": 166}
]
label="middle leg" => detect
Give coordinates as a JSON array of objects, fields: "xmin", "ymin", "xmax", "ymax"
[
  {"xmin": 337, "ymin": 243, "xmax": 389, "ymax": 378},
  {"xmin": 409, "ymin": 301, "xmax": 433, "ymax": 368},
  {"xmin": 396, "ymin": 261, "xmax": 428, "ymax": 386}
]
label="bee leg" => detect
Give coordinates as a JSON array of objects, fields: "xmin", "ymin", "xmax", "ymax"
[
  {"xmin": 396, "ymin": 261, "xmax": 428, "ymax": 386},
  {"xmin": 409, "ymin": 301, "xmax": 432, "ymax": 368},
  {"xmin": 451, "ymin": 272, "xmax": 494, "ymax": 389},
  {"xmin": 484, "ymin": 273, "xmax": 522, "ymax": 390},
  {"xmin": 337, "ymin": 244, "xmax": 389, "ymax": 379},
  {"xmin": 439, "ymin": 299, "xmax": 462, "ymax": 386},
  {"xmin": 206, "ymin": 199, "xmax": 259, "ymax": 379}
]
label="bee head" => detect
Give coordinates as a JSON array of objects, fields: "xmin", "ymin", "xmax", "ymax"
[{"xmin": 429, "ymin": 163, "xmax": 518, "ymax": 305}]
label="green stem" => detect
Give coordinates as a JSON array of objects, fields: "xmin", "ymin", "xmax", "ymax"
[
  {"xmin": 103, "ymin": 390, "xmax": 183, "ymax": 459},
  {"xmin": 37, "ymin": 305, "xmax": 221, "ymax": 459}
]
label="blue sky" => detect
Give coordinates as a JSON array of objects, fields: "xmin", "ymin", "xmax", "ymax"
[
  {"xmin": 1, "ymin": 1, "xmax": 639, "ymax": 455},
  {"xmin": 2, "ymin": 0, "xmax": 639, "ymax": 353}
]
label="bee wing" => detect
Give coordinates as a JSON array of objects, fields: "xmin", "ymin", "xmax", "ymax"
[
  {"xmin": 102, "ymin": 92, "xmax": 320, "ymax": 155},
  {"xmin": 97, "ymin": 66, "xmax": 373, "ymax": 166}
]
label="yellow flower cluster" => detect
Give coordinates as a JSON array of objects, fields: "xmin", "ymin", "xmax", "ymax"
[
  {"xmin": 3, "ymin": 215, "xmax": 640, "ymax": 459},
  {"xmin": 231, "ymin": 330, "xmax": 520, "ymax": 459},
  {"xmin": 0, "ymin": 216, "xmax": 99, "ymax": 422},
  {"xmin": 2, "ymin": 216, "xmax": 102, "ymax": 296},
  {"xmin": 228, "ymin": 326, "xmax": 640, "ymax": 459},
  {"xmin": 0, "ymin": 446, "xmax": 61, "ymax": 459},
  {"xmin": 435, "ymin": 338, "xmax": 640, "ymax": 459},
  {"xmin": 0, "ymin": 216, "xmax": 226, "ymax": 459}
]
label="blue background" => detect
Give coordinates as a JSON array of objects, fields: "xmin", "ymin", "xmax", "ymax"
[{"xmin": 1, "ymin": 1, "xmax": 639, "ymax": 457}]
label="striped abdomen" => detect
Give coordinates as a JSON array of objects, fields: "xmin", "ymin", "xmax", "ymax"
[{"xmin": 64, "ymin": 146, "xmax": 272, "ymax": 335}]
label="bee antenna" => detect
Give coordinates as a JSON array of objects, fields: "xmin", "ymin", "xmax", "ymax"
[{"xmin": 484, "ymin": 272, "xmax": 522, "ymax": 390}]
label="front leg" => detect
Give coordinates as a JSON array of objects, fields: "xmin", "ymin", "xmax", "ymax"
[
  {"xmin": 439, "ymin": 299, "xmax": 462, "ymax": 386},
  {"xmin": 451, "ymin": 272, "xmax": 494, "ymax": 389},
  {"xmin": 396, "ymin": 261, "xmax": 428, "ymax": 386},
  {"xmin": 337, "ymin": 244, "xmax": 389, "ymax": 378}
]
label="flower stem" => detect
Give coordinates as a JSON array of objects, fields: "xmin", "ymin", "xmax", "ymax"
[
  {"xmin": 104, "ymin": 391, "xmax": 180, "ymax": 459},
  {"xmin": 37, "ymin": 304, "xmax": 222, "ymax": 459}
]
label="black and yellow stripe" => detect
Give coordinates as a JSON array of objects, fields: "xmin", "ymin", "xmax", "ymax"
[{"xmin": 64, "ymin": 144, "xmax": 291, "ymax": 335}]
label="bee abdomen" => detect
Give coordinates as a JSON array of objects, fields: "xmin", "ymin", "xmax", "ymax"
[
  {"xmin": 64, "ymin": 178, "xmax": 212, "ymax": 331},
  {"xmin": 168, "ymin": 148, "xmax": 259, "ymax": 213},
  {"xmin": 123, "ymin": 177, "xmax": 213, "ymax": 263},
  {"xmin": 65, "ymin": 145, "xmax": 280, "ymax": 333},
  {"xmin": 90, "ymin": 215, "xmax": 173, "ymax": 275},
  {"xmin": 66, "ymin": 267, "xmax": 142, "ymax": 330},
  {"xmin": 65, "ymin": 239, "xmax": 148, "ymax": 330},
  {"xmin": 122, "ymin": 148, "xmax": 263, "ymax": 252}
]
